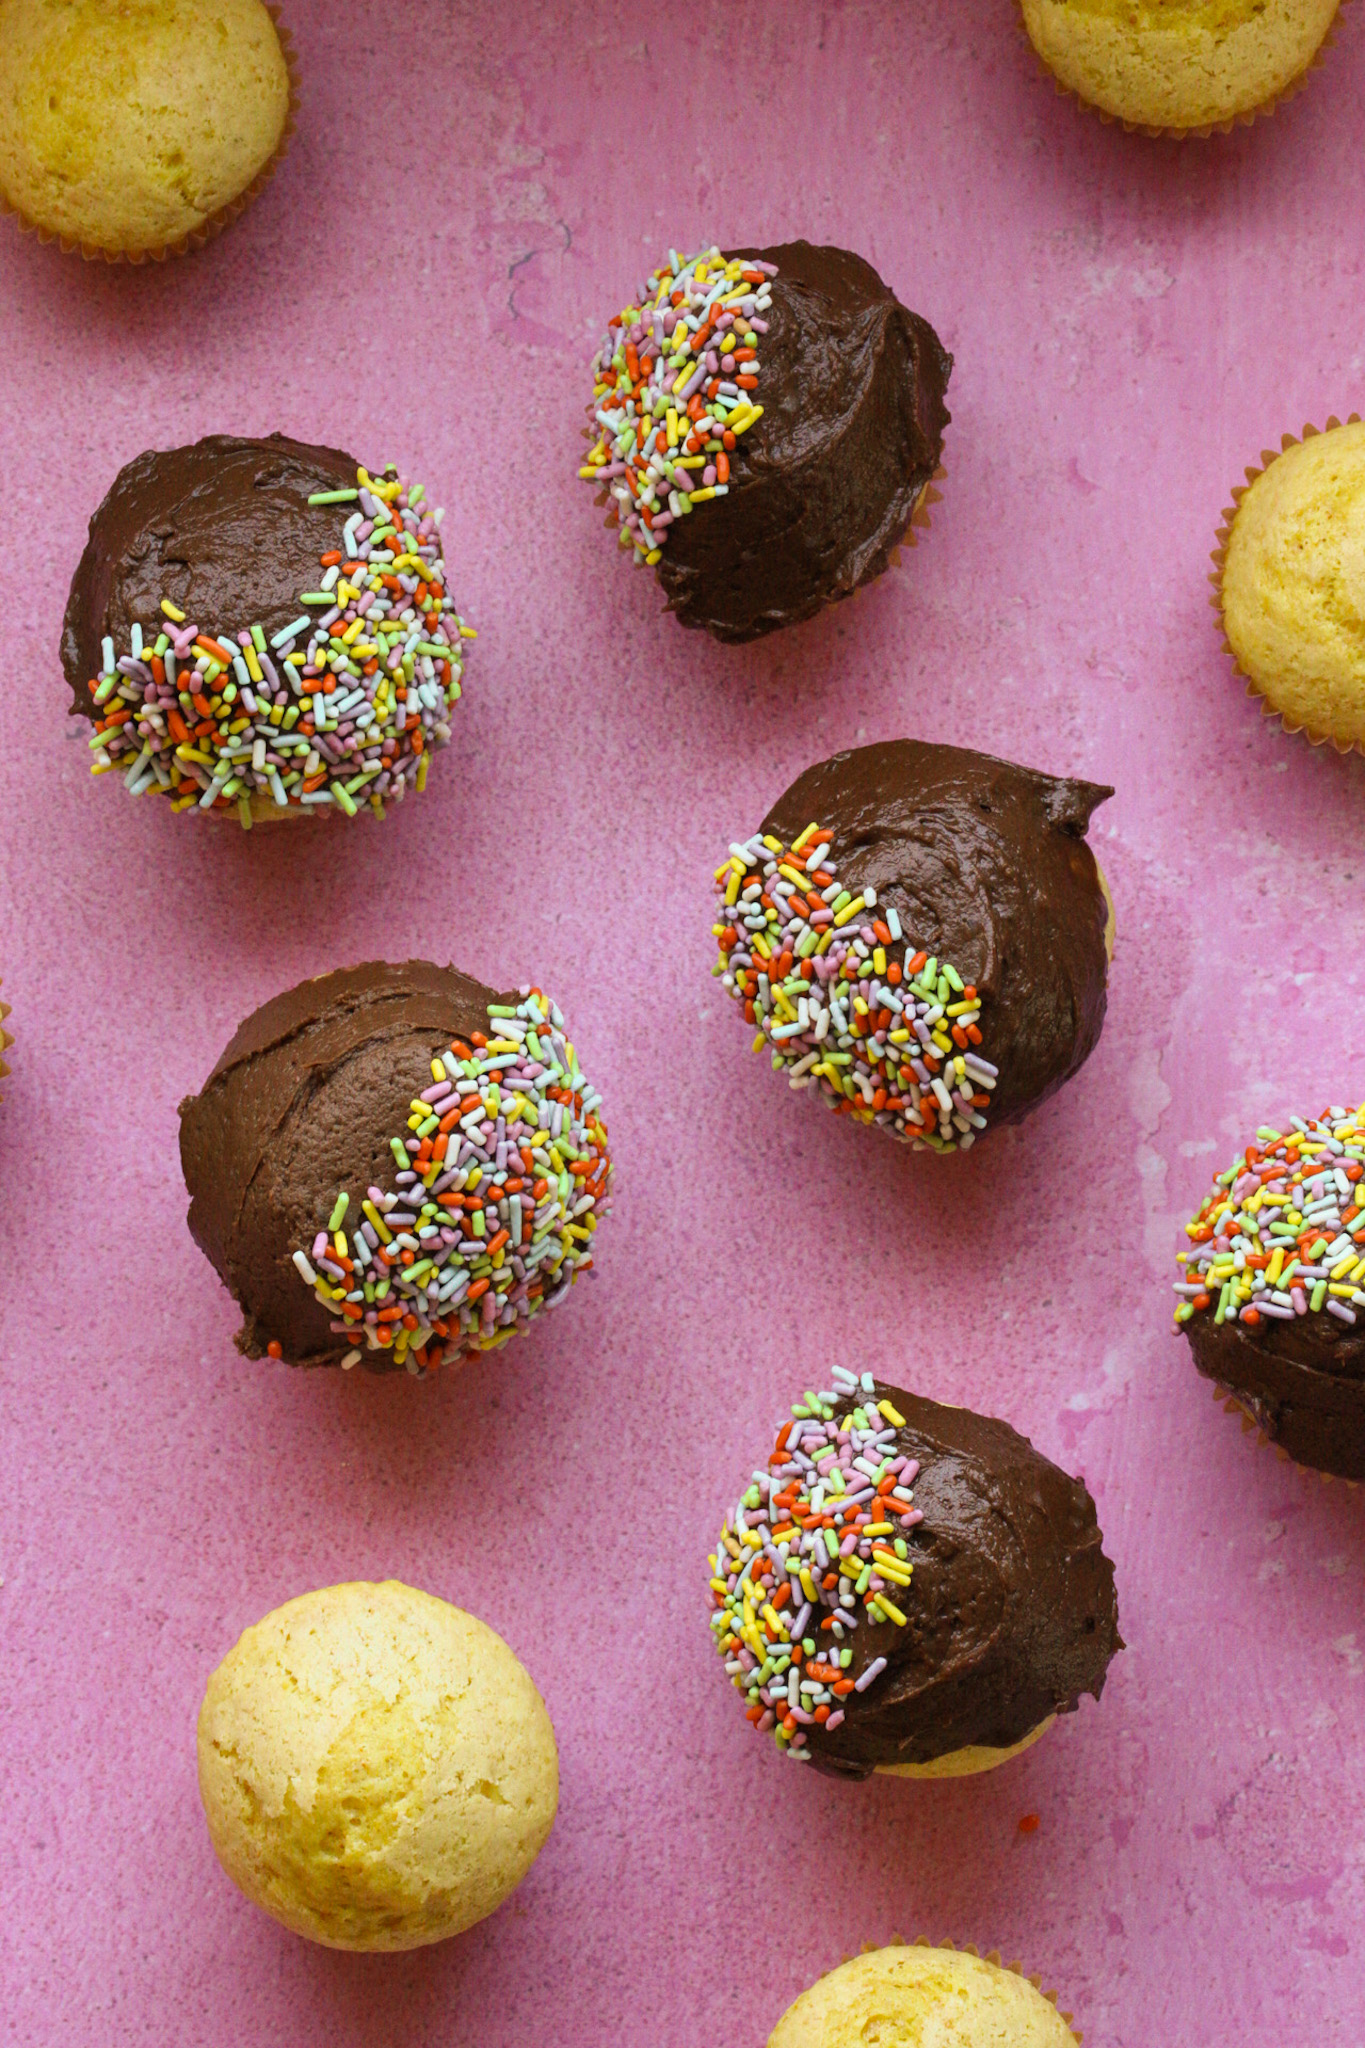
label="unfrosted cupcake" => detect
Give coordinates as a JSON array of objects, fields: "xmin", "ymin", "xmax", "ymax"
[
  {"xmin": 1215, "ymin": 416, "xmax": 1365, "ymax": 753},
  {"xmin": 0, "ymin": 977, "xmax": 12, "ymax": 1096},
  {"xmin": 64, "ymin": 435, "xmax": 472, "ymax": 828},
  {"xmin": 1175, "ymin": 1105, "xmax": 1365, "ymax": 1478},
  {"xmin": 0, "ymin": 0, "xmax": 296, "ymax": 260},
  {"xmin": 708, "ymin": 1371, "xmax": 1121, "ymax": 1777},
  {"xmin": 198, "ymin": 1581, "xmax": 558, "ymax": 1950},
  {"xmin": 1020, "ymin": 0, "xmax": 1344, "ymax": 135},
  {"xmin": 768, "ymin": 1944, "xmax": 1079, "ymax": 2047}
]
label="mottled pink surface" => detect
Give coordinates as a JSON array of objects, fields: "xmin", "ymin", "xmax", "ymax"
[{"xmin": 2, "ymin": 3, "xmax": 1364, "ymax": 2042}]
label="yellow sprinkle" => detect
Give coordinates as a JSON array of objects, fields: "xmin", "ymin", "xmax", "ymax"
[
  {"xmin": 724, "ymin": 868, "xmax": 742, "ymax": 907},
  {"xmin": 792, "ymin": 822, "xmax": 820, "ymax": 852},
  {"xmin": 160, "ymin": 598, "xmax": 186, "ymax": 622},
  {"xmin": 799, "ymin": 1568, "xmax": 818, "ymax": 1602},
  {"xmin": 1266, "ymin": 1248, "xmax": 1285, "ymax": 1285},
  {"xmin": 833, "ymin": 896, "xmax": 866, "ymax": 929},
  {"xmin": 872, "ymin": 1594, "xmax": 907, "ymax": 1626},
  {"xmin": 877, "ymin": 1399, "xmax": 907, "ymax": 1426},
  {"xmin": 865, "ymin": 1522, "xmax": 894, "ymax": 1538},
  {"xmin": 1331, "ymin": 1254, "xmax": 1356, "ymax": 1280},
  {"xmin": 873, "ymin": 947, "xmax": 887, "ymax": 975},
  {"xmin": 751, "ymin": 1032, "xmax": 766, "ymax": 1053}
]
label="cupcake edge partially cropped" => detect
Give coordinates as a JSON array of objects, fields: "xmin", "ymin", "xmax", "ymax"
[
  {"xmin": 1212, "ymin": 414, "xmax": 1365, "ymax": 756},
  {"xmin": 0, "ymin": 1, "xmax": 300, "ymax": 263},
  {"xmin": 1175, "ymin": 1104, "xmax": 1365, "ymax": 1479},
  {"xmin": 1016, "ymin": 0, "xmax": 1348, "ymax": 139},
  {"xmin": 764, "ymin": 1939, "xmax": 1080, "ymax": 2048}
]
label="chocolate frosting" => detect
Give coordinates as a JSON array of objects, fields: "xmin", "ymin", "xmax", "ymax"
[
  {"xmin": 653, "ymin": 241, "xmax": 951, "ymax": 642},
  {"xmin": 763, "ymin": 740, "xmax": 1113, "ymax": 1126},
  {"xmin": 1185, "ymin": 1316, "xmax": 1365, "ymax": 1480},
  {"xmin": 803, "ymin": 1384, "xmax": 1121, "ymax": 1780},
  {"xmin": 62, "ymin": 432, "xmax": 360, "ymax": 718},
  {"xmin": 179, "ymin": 961, "xmax": 512, "ymax": 1373}
]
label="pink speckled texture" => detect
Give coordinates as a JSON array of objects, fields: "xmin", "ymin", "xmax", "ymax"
[{"xmin": 1, "ymin": 3, "xmax": 1364, "ymax": 2042}]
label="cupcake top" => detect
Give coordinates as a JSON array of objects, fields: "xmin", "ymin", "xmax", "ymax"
[
  {"xmin": 198, "ymin": 1581, "xmax": 559, "ymax": 1951},
  {"xmin": 1219, "ymin": 418, "xmax": 1365, "ymax": 752},
  {"xmin": 0, "ymin": 0, "xmax": 292, "ymax": 257},
  {"xmin": 581, "ymin": 240, "xmax": 950, "ymax": 642},
  {"xmin": 1176, "ymin": 1106, "xmax": 1365, "ymax": 1476},
  {"xmin": 713, "ymin": 740, "xmax": 1112, "ymax": 1150},
  {"xmin": 768, "ymin": 1945, "xmax": 1078, "ymax": 2048},
  {"xmin": 708, "ymin": 1372, "xmax": 1121, "ymax": 1778},
  {"xmin": 64, "ymin": 434, "xmax": 471, "ymax": 826},
  {"xmin": 1019, "ymin": 0, "xmax": 1342, "ymax": 134},
  {"xmin": 0, "ymin": 979, "xmax": 11, "ymax": 1093},
  {"xmin": 179, "ymin": 961, "xmax": 612, "ymax": 1375}
]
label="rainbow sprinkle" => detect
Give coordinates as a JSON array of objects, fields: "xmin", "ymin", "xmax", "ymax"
[
  {"xmin": 290, "ymin": 990, "xmax": 612, "ymax": 1376},
  {"xmin": 579, "ymin": 245, "xmax": 776, "ymax": 565},
  {"xmin": 708, "ymin": 1369, "xmax": 923, "ymax": 1758},
  {"xmin": 713, "ymin": 823, "xmax": 995, "ymax": 1149},
  {"xmin": 86, "ymin": 466, "xmax": 474, "ymax": 827},
  {"xmin": 1176, "ymin": 1107, "xmax": 1365, "ymax": 1331}
]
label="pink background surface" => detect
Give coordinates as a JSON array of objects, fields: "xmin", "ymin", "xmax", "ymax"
[{"xmin": 2, "ymin": 3, "xmax": 1364, "ymax": 2042}]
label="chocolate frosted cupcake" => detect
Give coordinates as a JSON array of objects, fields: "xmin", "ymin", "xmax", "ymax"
[
  {"xmin": 708, "ymin": 1372, "xmax": 1121, "ymax": 1778},
  {"xmin": 180, "ymin": 961, "xmax": 612, "ymax": 1376},
  {"xmin": 712, "ymin": 740, "xmax": 1114, "ymax": 1152},
  {"xmin": 64, "ymin": 434, "xmax": 472, "ymax": 827},
  {"xmin": 1176, "ymin": 1106, "xmax": 1365, "ymax": 1479},
  {"xmin": 580, "ymin": 241, "xmax": 950, "ymax": 642}
]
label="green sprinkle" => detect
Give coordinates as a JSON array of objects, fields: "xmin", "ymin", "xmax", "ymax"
[
  {"xmin": 307, "ymin": 488, "xmax": 361, "ymax": 505},
  {"xmin": 328, "ymin": 1192, "xmax": 350, "ymax": 1231}
]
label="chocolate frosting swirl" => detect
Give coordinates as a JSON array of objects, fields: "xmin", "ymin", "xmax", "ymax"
[
  {"xmin": 62, "ymin": 432, "xmax": 359, "ymax": 719},
  {"xmin": 179, "ymin": 960, "xmax": 511, "ymax": 1373},
  {"xmin": 763, "ymin": 740, "xmax": 1113, "ymax": 1126},
  {"xmin": 654, "ymin": 241, "xmax": 951, "ymax": 642},
  {"xmin": 803, "ymin": 1383, "xmax": 1121, "ymax": 1780},
  {"xmin": 1185, "ymin": 1315, "xmax": 1365, "ymax": 1480}
]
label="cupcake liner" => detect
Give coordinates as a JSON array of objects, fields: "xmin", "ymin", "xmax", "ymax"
[
  {"xmin": 887, "ymin": 461, "xmax": 948, "ymax": 569},
  {"xmin": 874, "ymin": 1715, "xmax": 1056, "ymax": 1780},
  {"xmin": 0, "ymin": 980, "xmax": 12, "ymax": 1093},
  {"xmin": 762, "ymin": 1938, "xmax": 1081, "ymax": 2048},
  {"xmin": 1016, "ymin": 0, "xmax": 1351, "ymax": 140},
  {"xmin": 1210, "ymin": 415, "xmax": 1365, "ymax": 756},
  {"xmin": 1095, "ymin": 859, "xmax": 1116, "ymax": 964},
  {"xmin": 0, "ymin": 5, "xmax": 299, "ymax": 265},
  {"xmin": 1208, "ymin": 1382, "xmax": 1358, "ymax": 1487}
]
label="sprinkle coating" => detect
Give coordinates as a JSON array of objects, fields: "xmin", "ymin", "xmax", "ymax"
[
  {"xmin": 295, "ymin": 990, "xmax": 612, "ymax": 1375},
  {"xmin": 713, "ymin": 823, "xmax": 995, "ymax": 1149},
  {"xmin": 580, "ymin": 245, "xmax": 776, "ymax": 565},
  {"xmin": 85, "ymin": 466, "xmax": 472, "ymax": 826},
  {"xmin": 708, "ymin": 1368, "xmax": 924, "ymax": 1758},
  {"xmin": 1175, "ymin": 1106, "xmax": 1365, "ymax": 1331}
]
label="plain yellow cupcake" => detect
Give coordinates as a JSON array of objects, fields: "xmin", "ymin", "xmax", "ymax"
[
  {"xmin": 0, "ymin": 978, "xmax": 11, "ymax": 1094},
  {"xmin": 1218, "ymin": 418, "xmax": 1365, "ymax": 750},
  {"xmin": 0, "ymin": 0, "xmax": 294, "ymax": 259},
  {"xmin": 1019, "ymin": 0, "xmax": 1343, "ymax": 133},
  {"xmin": 197, "ymin": 1581, "xmax": 559, "ymax": 1952},
  {"xmin": 769, "ymin": 1946, "xmax": 1078, "ymax": 2048}
]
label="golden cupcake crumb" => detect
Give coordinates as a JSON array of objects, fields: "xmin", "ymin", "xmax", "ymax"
[
  {"xmin": 769, "ymin": 1944, "xmax": 1078, "ymax": 2047},
  {"xmin": 197, "ymin": 1581, "xmax": 559, "ymax": 1951},
  {"xmin": 1019, "ymin": 0, "xmax": 1342, "ymax": 132},
  {"xmin": 0, "ymin": 0, "xmax": 292, "ymax": 257},
  {"xmin": 1219, "ymin": 419, "xmax": 1365, "ymax": 750}
]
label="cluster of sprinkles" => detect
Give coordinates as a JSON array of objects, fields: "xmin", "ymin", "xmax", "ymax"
[
  {"xmin": 579, "ymin": 245, "xmax": 775, "ymax": 564},
  {"xmin": 86, "ymin": 467, "xmax": 474, "ymax": 827},
  {"xmin": 1176, "ymin": 1107, "xmax": 1365, "ymax": 1332},
  {"xmin": 708, "ymin": 1370, "xmax": 923, "ymax": 1759},
  {"xmin": 713, "ymin": 825, "xmax": 996, "ymax": 1149},
  {"xmin": 290, "ymin": 991, "xmax": 612, "ymax": 1376}
]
